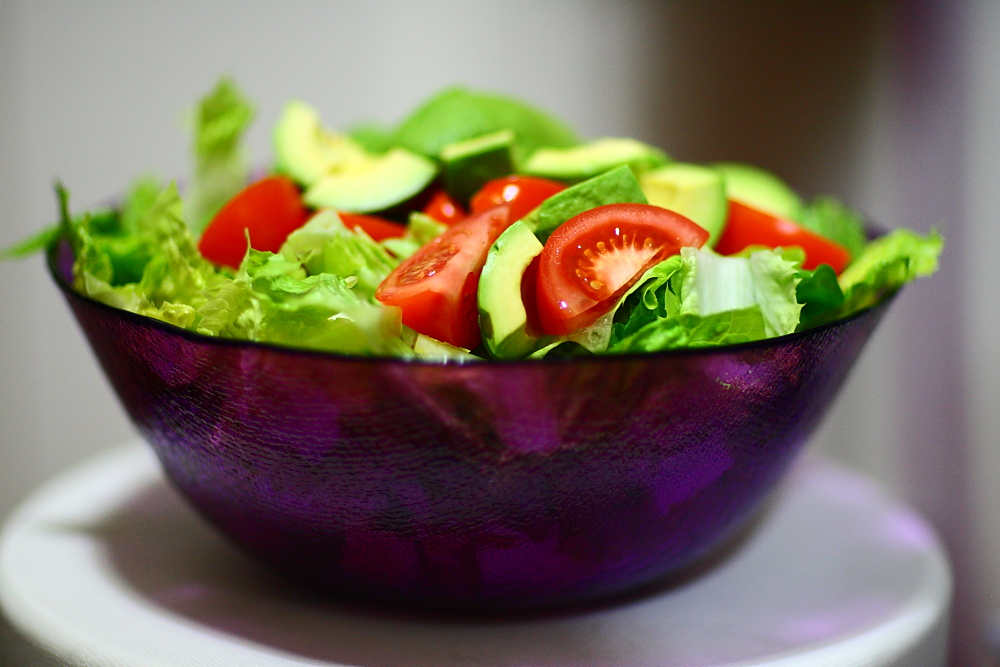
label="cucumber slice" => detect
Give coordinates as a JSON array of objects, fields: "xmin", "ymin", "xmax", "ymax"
[{"xmin": 440, "ymin": 130, "xmax": 516, "ymax": 203}]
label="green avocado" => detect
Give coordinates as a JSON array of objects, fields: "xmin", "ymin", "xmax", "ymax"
[
  {"xmin": 714, "ymin": 162, "xmax": 802, "ymax": 221},
  {"xmin": 393, "ymin": 87, "xmax": 578, "ymax": 164},
  {"xmin": 521, "ymin": 165, "xmax": 648, "ymax": 242},
  {"xmin": 303, "ymin": 148, "xmax": 437, "ymax": 214},
  {"xmin": 440, "ymin": 129, "xmax": 516, "ymax": 203},
  {"xmin": 412, "ymin": 333, "xmax": 479, "ymax": 360},
  {"xmin": 273, "ymin": 100, "xmax": 367, "ymax": 186},
  {"xmin": 521, "ymin": 138, "xmax": 669, "ymax": 184},
  {"xmin": 640, "ymin": 163, "xmax": 727, "ymax": 246},
  {"xmin": 478, "ymin": 221, "xmax": 544, "ymax": 359}
]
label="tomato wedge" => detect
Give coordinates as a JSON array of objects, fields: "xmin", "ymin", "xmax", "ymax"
[
  {"xmin": 376, "ymin": 205, "xmax": 512, "ymax": 349},
  {"xmin": 715, "ymin": 200, "xmax": 851, "ymax": 273},
  {"xmin": 536, "ymin": 204, "xmax": 709, "ymax": 336},
  {"xmin": 198, "ymin": 175, "xmax": 311, "ymax": 269},
  {"xmin": 338, "ymin": 212, "xmax": 406, "ymax": 241},
  {"xmin": 422, "ymin": 190, "xmax": 467, "ymax": 225},
  {"xmin": 469, "ymin": 175, "xmax": 565, "ymax": 223}
]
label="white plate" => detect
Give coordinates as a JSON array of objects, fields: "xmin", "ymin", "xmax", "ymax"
[{"xmin": 0, "ymin": 442, "xmax": 951, "ymax": 667}]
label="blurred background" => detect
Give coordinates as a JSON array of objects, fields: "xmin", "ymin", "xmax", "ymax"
[{"xmin": 0, "ymin": 1, "xmax": 996, "ymax": 663}]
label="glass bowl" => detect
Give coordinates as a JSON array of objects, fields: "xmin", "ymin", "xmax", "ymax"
[{"xmin": 49, "ymin": 236, "xmax": 892, "ymax": 610}]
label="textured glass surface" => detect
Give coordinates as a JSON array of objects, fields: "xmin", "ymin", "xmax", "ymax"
[{"xmin": 50, "ymin": 239, "xmax": 891, "ymax": 609}]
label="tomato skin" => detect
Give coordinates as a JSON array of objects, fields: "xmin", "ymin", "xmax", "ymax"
[
  {"xmin": 337, "ymin": 212, "xmax": 406, "ymax": 241},
  {"xmin": 469, "ymin": 175, "xmax": 565, "ymax": 223},
  {"xmin": 536, "ymin": 204, "xmax": 709, "ymax": 336},
  {"xmin": 376, "ymin": 205, "xmax": 512, "ymax": 349},
  {"xmin": 422, "ymin": 190, "xmax": 467, "ymax": 225},
  {"xmin": 198, "ymin": 175, "xmax": 311, "ymax": 269},
  {"xmin": 715, "ymin": 200, "xmax": 851, "ymax": 273}
]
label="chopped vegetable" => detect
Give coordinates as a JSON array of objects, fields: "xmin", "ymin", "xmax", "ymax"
[{"xmin": 3, "ymin": 79, "xmax": 943, "ymax": 361}]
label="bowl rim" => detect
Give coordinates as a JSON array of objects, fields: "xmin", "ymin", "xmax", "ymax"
[{"xmin": 47, "ymin": 233, "xmax": 895, "ymax": 368}]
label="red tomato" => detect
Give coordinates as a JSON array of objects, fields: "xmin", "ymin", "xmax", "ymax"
[
  {"xmin": 469, "ymin": 175, "xmax": 565, "ymax": 223},
  {"xmin": 376, "ymin": 205, "xmax": 512, "ymax": 349},
  {"xmin": 422, "ymin": 190, "xmax": 467, "ymax": 225},
  {"xmin": 715, "ymin": 200, "xmax": 851, "ymax": 273},
  {"xmin": 198, "ymin": 175, "xmax": 311, "ymax": 269},
  {"xmin": 338, "ymin": 212, "xmax": 406, "ymax": 241},
  {"xmin": 536, "ymin": 204, "xmax": 709, "ymax": 336}
]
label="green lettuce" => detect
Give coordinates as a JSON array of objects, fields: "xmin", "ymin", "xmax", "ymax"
[
  {"xmin": 609, "ymin": 247, "xmax": 801, "ymax": 352},
  {"xmin": 253, "ymin": 267, "xmax": 411, "ymax": 356},
  {"xmin": 838, "ymin": 228, "xmax": 943, "ymax": 314},
  {"xmin": 185, "ymin": 77, "xmax": 255, "ymax": 233},
  {"xmin": 796, "ymin": 263, "xmax": 845, "ymax": 331},
  {"xmin": 799, "ymin": 195, "xmax": 868, "ymax": 260},
  {"xmin": 281, "ymin": 210, "xmax": 399, "ymax": 298}
]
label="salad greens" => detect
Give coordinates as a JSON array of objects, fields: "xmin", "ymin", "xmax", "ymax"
[{"xmin": 7, "ymin": 79, "xmax": 942, "ymax": 361}]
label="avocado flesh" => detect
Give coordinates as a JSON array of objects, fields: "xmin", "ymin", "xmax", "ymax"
[
  {"xmin": 274, "ymin": 100, "xmax": 367, "ymax": 186},
  {"xmin": 478, "ymin": 221, "xmax": 544, "ymax": 359},
  {"xmin": 714, "ymin": 162, "xmax": 802, "ymax": 221},
  {"xmin": 521, "ymin": 165, "xmax": 648, "ymax": 242},
  {"xmin": 440, "ymin": 129, "xmax": 516, "ymax": 203},
  {"xmin": 412, "ymin": 333, "xmax": 478, "ymax": 361},
  {"xmin": 641, "ymin": 163, "xmax": 727, "ymax": 246},
  {"xmin": 303, "ymin": 148, "xmax": 437, "ymax": 214},
  {"xmin": 521, "ymin": 138, "xmax": 669, "ymax": 184}
]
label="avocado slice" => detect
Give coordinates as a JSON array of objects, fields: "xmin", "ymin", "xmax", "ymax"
[
  {"xmin": 478, "ymin": 221, "xmax": 545, "ymax": 359},
  {"xmin": 393, "ymin": 87, "xmax": 578, "ymax": 164},
  {"xmin": 521, "ymin": 138, "xmax": 669, "ymax": 184},
  {"xmin": 640, "ymin": 163, "xmax": 727, "ymax": 246},
  {"xmin": 303, "ymin": 148, "xmax": 437, "ymax": 214},
  {"xmin": 440, "ymin": 129, "xmax": 516, "ymax": 203},
  {"xmin": 521, "ymin": 165, "xmax": 648, "ymax": 242},
  {"xmin": 274, "ymin": 100, "xmax": 367, "ymax": 186},
  {"xmin": 412, "ymin": 333, "xmax": 479, "ymax": 361},
  {"xmin": 714, "ymin": 162, "xmax": 802, "ymax": 221}
]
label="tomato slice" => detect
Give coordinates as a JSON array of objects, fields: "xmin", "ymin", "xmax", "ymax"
[
  {"xmin": 715, "ymin": 200, "xmax": 851, "ymax": 273},
  {"xmin": 469, "ymin": 175, "xmax": 565, "ymax": 223},
  {"xmin": 536, "ymin": 204, "xmax": 709, "ymax": 335},
  {"xmin": 422, "ymin": 190, "xmax": 467, "ymax": 225},
  {"xmin": 198, "ymin": 175, "xmax": 311, "ymax": 269},
  {"xmin": 338, "ymin": 212, "xmax": 406, "ymax": 241},
  {"xmin": 376, "ymin": 205, "xmax": 512, "ymax": 349}
]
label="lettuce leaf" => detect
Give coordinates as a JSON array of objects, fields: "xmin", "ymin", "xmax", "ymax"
[
  {"xmin": 838, "ymin": 228, "xmax": 943, "ymax": 314},
  {"xmin": 676, "ymin": 247, "xmax": 801, "ymax": 338},
  {"xmin": 1, "ymin": 225, "xmax": 61, "ymax": 260},
  {"xmin": 609, "ymin": 247, "xmax": 800, "ymax": 352},
  {"xmin": 796, "ymin": 263, "xmax": 844, "ymax": 331},
  {"xmin": 611, "ymin": 307, "xmax": 766, "ymax": 353},
  {"xmin": 799, "ymin": 195, "xmax": 868, "ymax": 260},
  {"xmin": 185, "ymin": 77, "xmax": 255, "ymax": 233},
  {"xmin": 72, "ymin": 183, "xmax": 223, "ymax": 325},
  {"xmin": 281, "ymin": 210, "xmax": 398, "ymax": 298},
  {"xmin": 254, "ymin": 271, "xmax": 411, "ymax": 356}
]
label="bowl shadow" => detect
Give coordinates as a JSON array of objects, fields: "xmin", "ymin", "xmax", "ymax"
[{"xmin": 49, "ymin": 469, "xmax": 780, "ymax": 666}]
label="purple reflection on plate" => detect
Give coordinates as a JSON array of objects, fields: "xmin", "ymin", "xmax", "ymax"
[{"xmin": 49, "ymin": 238, "xmax": 893, "ymax": 609}]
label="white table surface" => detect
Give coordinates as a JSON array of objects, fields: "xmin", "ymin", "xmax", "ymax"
[{"xmin": 0, "ymin": 442, "xmax": 951, "ymax": 667}]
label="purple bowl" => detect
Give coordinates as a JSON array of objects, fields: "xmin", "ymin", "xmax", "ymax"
[{"xmin": 49, "ymin": 237, "xmax": 892, "ymax": 609}]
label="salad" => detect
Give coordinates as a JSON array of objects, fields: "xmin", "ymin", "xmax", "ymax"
[{"xmin": 6, "ymin": 79, "xmax": 942, "ymax": 361}]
